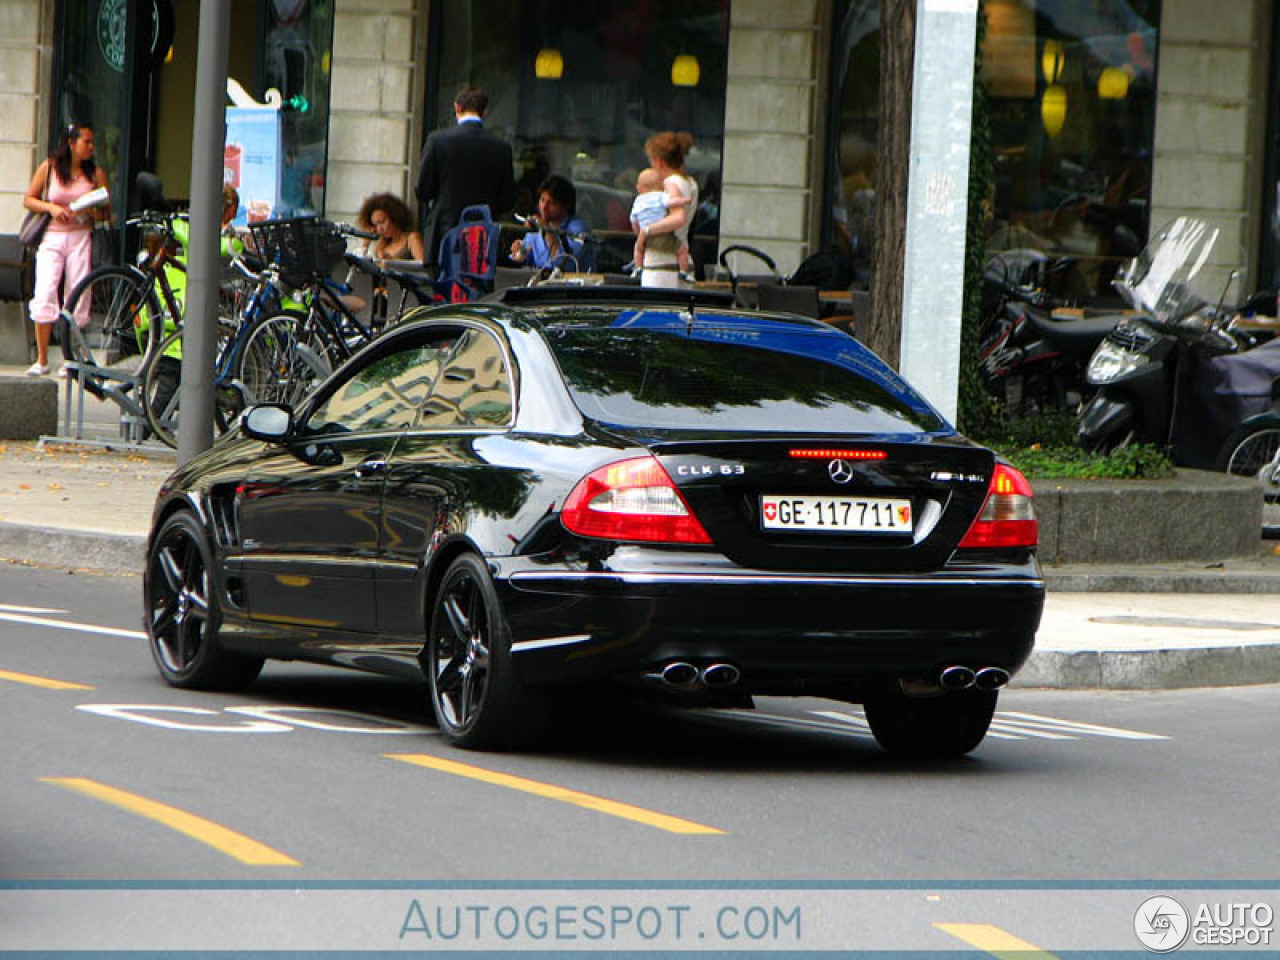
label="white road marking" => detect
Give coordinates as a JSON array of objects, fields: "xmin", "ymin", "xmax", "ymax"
[
  {"xmin": 997, "ymin": 710, "xmax": 1169, "ymax": 740},
  {"xmin": 0, "ymin": 603, "xmax": 67, "ymax": 615},
  {"xmin": 810, "ymin": 707, "xmax": 1166, "ymax": 741},
  {"xmin": 0, "ymin": 611, "xmax": 145, "ymax": 640}
]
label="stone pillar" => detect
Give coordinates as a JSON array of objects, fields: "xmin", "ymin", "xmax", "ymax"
[
  {"xmin": 325, "ymin": 0, "xmax": 427, "ymax": 228},
  {"xmin": 1149, "ymin": 0, "xmax": 1271, "ymax": 295},
  {"xmin": 719, "ymin": 0, "xmax": 821, "ymax": 276},
  {"xmin": 0, "ymin": 0, "xmax": 52, "ymax": 229}
]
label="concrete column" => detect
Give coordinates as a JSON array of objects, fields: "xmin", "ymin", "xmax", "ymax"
[
  {"xmin": 1149, "ymin": 0, "xmax": 1271, "ymax": 296},
  {"xmin": 719, "ymin": 0, "xmax": 821, "ymax": 276},
  {"xmin": 325, "ymin": 0, "xmax": 425, "ymax": 226}
]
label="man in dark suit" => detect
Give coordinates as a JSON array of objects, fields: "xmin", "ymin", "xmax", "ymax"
[{"xmin": 415, "ymin": 85, "xmax": 516, "ymax": 273}]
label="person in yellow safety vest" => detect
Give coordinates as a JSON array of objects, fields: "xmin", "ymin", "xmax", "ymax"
[{"xmin": 136, "ymin": 184, "xmax": 244, "ymax": 357}]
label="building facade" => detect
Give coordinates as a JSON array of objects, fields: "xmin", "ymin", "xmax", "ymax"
[{"xmin": 0, "ymin": 0, "xmax": 1275, "ymax": 298}]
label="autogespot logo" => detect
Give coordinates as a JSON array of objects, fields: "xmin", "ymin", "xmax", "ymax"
[{"xmin": 1134, "ymin": 896, "xmax": 1191, "ymax": 953}]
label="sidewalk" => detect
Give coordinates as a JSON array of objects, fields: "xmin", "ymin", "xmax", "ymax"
[{"xmin": 1, "ymin": 434, "xmax": 1278, "ymax": 691}]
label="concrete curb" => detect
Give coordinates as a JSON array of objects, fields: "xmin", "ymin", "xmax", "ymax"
[
  {"xmin": 1044, "ymin": 570, "xmax": 1280, "ymax": 594},
  {"xmin": 1015, "ymin": 644, "xmax": 1280, "ymax": 690},
  {"xmin": 0, "ymin": 522, "xmax": 145, "ymax": 575}
]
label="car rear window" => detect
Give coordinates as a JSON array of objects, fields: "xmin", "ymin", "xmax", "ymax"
[{"xmin": 545, "ymin": 321, "xmax": 945, "ymax": 434}]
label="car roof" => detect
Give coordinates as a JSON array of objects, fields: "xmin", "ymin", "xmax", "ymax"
[{"xmin": 490, "ymin": 284, "xmax": 842, "ymax": 337}]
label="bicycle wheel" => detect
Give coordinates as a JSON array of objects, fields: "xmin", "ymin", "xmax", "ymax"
[
  {"xmin": 59, "ymin": 266, "xmax": 166, "ymax": 368},
  {"xmin": 236, "ymin": 310, "xmax": 331, "ymax": 408},
  {"xmin": 1226, "ymin": 427, "xmax": 1280, "ymax": 501},
  {"xmin": 142, "ymin": 323, "xmax": 241, "ymax": 448}
]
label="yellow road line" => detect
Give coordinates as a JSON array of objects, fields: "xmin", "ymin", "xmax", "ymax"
[
  {"xmin": 0, "ymin": 669, "xmax": 93, "ymax": 691},
  {"xmin": 935, "ymin": 922, "xmax": 1060, "ymax": 959},
  {"xmin": 41, "ymin": 777, "xmax": 299, "ymax": 866},
  {"xmin": 386, "ymin": 753, "xmax": 725, "ymax": 835}
]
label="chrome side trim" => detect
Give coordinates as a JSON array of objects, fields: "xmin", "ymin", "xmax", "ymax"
[
  {"xmin": 510, "ymin": 634, "xmax": 593, "ymax": 652},
  {"xmin": 509, "ymin": 571, "xmax": 1043, "ymax": 589}
]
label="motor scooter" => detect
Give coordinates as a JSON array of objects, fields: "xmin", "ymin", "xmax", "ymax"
[
  {"xmin": 1077, "ymin": 216, "xmax": 1280, "ymax": 467},
  {"xmin": 978, "ymin": 250, "xmax": 1122, "ymax": 417}
]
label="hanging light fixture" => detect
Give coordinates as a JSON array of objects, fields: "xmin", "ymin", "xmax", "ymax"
[
  {"xmin": 671, "ymin": 54, "xmax": 700, "ymax": 87},
  {"xmin": 1041, "ymin": 39, "xmax": 1064, "ymax": 85},
  {"xmin": 1097, "ymin": 66, "xmax": 1130, "ymax": 100},
  {"xmin": 1041, "ymin": 84, "xmax": 1067, "ymax": 138},
  {"xmin": 535, "ymin": 47, "xmax": 563, "ymax": 80}
]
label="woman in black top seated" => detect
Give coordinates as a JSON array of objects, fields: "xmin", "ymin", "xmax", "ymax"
[{"xmin": 356, "ymin": 192, "xmax": 425, "ymax": 262}]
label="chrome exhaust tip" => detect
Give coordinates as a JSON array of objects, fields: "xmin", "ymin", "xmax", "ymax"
[
  {"xmin": 701, "ymin": 662, "xmax": 741, "ymax": 688},
  {"xmin": 660, "ymin": 661, "xmax": 701, "ymax": 690},
  {"xmin": 974, "ymin": 667, "xmax": 1010, "ymax": 690},
  {"xmin": 939, "ymin": 665, "xmax": 976, "ymax": 691}
]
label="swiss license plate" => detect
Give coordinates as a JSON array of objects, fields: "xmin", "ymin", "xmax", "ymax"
[{"xmin": 760, "ymin": 495, "xmax": 912, "ymax": 534}]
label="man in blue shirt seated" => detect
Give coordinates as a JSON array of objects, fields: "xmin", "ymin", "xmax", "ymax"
[{"xmin": 509, "ymin": 175, "xmax": 594, "ymax": 271}]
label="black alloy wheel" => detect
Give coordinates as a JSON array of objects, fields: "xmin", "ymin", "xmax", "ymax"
[
  {"xmin": 425, "ymin": 553, "xmax": 530, "ymax": 749},
  {"xmin": 863, "ymin": 689, "xmax": 998, "ymax": 759},
  {"xmin": 146, "ymin": 511, "xmax": 262, "ymax": 690}
]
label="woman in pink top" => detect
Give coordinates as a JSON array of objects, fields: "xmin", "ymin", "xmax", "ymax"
[{"xmin": 23, "ymin": 123, "xmax": 111, "ymax": 376}]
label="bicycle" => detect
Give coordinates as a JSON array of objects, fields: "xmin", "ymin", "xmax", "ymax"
[
  {"xmin": 140, "ymin": 217, "xmax": 377, "ymax": 446},
  {"xmin": 56, "ymin": 207, "xmax": 190, "ymax": 396},
  {"xmin": 140, "ymin": 252, "xmax": 328, "ymax": 447}
]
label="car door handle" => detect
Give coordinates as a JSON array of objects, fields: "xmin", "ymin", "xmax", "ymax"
[{"xmin": 353, "ymin": 459, "xmax": 388, "ymax": 479}]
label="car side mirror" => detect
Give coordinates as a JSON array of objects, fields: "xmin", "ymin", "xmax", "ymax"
[{"xmin": 241, "ymin": 404, "xmax": 294, "ymax": 443}]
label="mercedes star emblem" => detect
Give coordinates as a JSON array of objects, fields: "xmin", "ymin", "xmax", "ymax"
[{"xmin": 828, "ymin": 459, "xmax": 854, "ymax": 484}]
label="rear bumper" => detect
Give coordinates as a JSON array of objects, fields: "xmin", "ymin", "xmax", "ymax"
[{"xmin": 496, "ymin": 557, "xmax": 1044, "ymax": 690}]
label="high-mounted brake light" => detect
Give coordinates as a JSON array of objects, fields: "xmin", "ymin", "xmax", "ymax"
[
  {"xmin": 957, "ymin": 463, "xmax": 1038, "ymax": 549},
  {"xmin": 561, "ymin": 456, "xmax": 713, "ymax": 544},
  {"xmin": 788, "ymin": 448, "xmax": 887, "ymax": 460}
]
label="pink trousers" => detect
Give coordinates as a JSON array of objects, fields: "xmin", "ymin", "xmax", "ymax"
[{"xmin": 30, "ymin": 228, "xmax": 93, "ymax": 327}]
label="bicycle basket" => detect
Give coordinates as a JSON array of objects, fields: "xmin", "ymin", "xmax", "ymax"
[{"xmin": 248, "ymin": 216, "xmax": 347, "ymax": 282}]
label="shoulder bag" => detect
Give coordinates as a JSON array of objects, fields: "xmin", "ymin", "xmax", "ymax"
[{"xmin": 19, "ymin": 165, "xmax": 51, "ymax": 250}]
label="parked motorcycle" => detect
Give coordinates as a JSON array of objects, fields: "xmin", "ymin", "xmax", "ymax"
[
  {"xmin": 978, "ymin": 250, "xmax": 1121, "ymax": 417},
  {"xmin": 1077, "ymin": 216, "xmax": 1280, "ymax": 468}
]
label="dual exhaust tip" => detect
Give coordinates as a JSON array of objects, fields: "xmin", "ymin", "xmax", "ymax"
[
  {"xmin": 651, "ymin": 661, "xmax": 740, "ymax": 692},
  {"xmin": 939, "ymin": 665, "xmax": 1010, "ymax": 691}
]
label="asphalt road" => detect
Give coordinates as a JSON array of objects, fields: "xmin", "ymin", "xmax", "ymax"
[{"xmin": 3, "ymin": 562, "xmax": 1278, "ymax": 952}]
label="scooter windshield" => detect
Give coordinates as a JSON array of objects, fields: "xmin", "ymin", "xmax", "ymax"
[{"xmin": 1121, "ymin": 217, "xmax": 1222, "ymax": 322}]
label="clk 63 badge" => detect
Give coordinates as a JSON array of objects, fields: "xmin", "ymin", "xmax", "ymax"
[{"xmin": 676, "ymin": 463, "xmax": 745, "ymax": 476}]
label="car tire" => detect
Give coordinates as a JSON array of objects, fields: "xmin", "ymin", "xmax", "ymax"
[
  {"xmin": 145, "ymin": 510, "xmax": 263, "ymax": 690},
  {"xmin": 425, "ymin": 553, "xmax": 533, "ymax": 750},
  {"xmin": 864, "ymin": 689, "xmax": 998, "ymax": 759}
]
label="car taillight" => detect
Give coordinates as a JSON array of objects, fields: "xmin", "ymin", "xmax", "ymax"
[
  {"xmin": 957, "ymin": 463, "xmax": 1038, "ymax": 549},
  {"xmin": 561, "ymin": 456, "xmax": 712, "ymax": 544}
]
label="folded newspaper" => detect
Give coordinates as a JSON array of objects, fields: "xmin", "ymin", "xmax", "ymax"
[{"xmin": 69, "ymin": 186, "xmax": 109, "ymax": 212}]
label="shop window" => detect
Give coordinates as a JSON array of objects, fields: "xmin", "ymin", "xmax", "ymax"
[
  {"xmin": 429, "ymin": 0, "xmax": 728, "ymax": 274},
  {"xmin": 983, "ymin": 0, "xmax": 1160, "ymax": 304},
  {"xmin": 825, "ymin": 0, "xmax": 1161, "ymax": 305},
  {"xmin": 262, "ymin": 0, "xmax": 335, "ymax": 216}
]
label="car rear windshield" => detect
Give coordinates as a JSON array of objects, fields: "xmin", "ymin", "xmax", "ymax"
[{"xmin": 544, "ymin": 321, "xmax": 945, "ymax": 434}]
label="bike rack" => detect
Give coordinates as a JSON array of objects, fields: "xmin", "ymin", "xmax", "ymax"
[{"xmin": 53, "ymin": 360, "xmax": 165, "ymax": 453}]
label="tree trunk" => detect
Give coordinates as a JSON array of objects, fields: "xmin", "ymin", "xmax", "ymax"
[{"xmin": 868, "ymin": 0, "xmax": 916, "ymax": 370}]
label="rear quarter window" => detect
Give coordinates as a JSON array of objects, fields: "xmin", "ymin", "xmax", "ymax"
[{"xmin": 545, "ymin": 323, "xmax": 946, "ymax": 434}]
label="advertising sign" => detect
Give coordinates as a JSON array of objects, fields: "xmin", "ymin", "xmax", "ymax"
[{"xmin": 224, "ymin": 107, "xmax": 282, "ymax": 228}]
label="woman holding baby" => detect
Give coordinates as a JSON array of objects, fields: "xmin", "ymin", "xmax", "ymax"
[{"xmin": 632, "ymin": 131, "xmax": 698, "ymax": 289}]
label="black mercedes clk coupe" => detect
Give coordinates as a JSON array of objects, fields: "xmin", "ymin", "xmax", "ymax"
[{"xmin": 145, "ymin": 286, "xmax": 1044, "ymax": 757}]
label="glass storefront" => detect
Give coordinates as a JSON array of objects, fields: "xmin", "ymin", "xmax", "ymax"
[
  {"xmin": 52, "ymin": 0, "xmax": 332, "ymax": 222},
  {"xmin": 429, "ymin": 0, "xmax": 729, "ymax": 273},
  {"xmin": 262, "ymin": 0, "xmax": 335, "ymax": 216},
  {"xmin": 826, "ymin": 0, "xmax": 1161, "ymax": 305},
  {"xmin": 984, "ymin": 0, "xmax": 1160, "ymax": 304}
]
